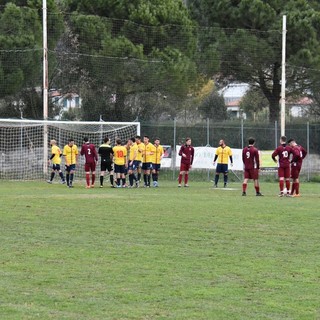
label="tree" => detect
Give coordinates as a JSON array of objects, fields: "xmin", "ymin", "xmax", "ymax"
[
  {"xmin": 0, "ymin": 1, "xmax": 64, "ymax": 119},
  {"xmin": 198, "ymin": 90, "xmax": 227, "ymax": 121},
  {"xmin": 188, "ymin": 0, "xmax": 320, "ymax": 122},
  {"xmin": 59, "ymin": 0, "xmax": 199, "ymax": 121},
  {"xmin": 240, "ymin": 88, "xmax": 269, "ymax": 122}
]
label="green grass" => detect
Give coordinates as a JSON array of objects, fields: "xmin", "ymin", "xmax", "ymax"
[{"xmin": 0, "ymin": 179, "xmax": 319, "ymax": 319}]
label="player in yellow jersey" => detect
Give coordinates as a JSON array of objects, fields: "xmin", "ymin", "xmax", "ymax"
[
  {"xmin": 151, "ymin": 138, "xmax": 164, "ymax": 187},
  {"xmin": 135, "ymin": 135, "xmax": 143, "ymax": 182},
  {"xmin": 141, "ymin": 135, "xmax": 155, "ymax": 187},
  {"xmin": 113, "ymin": 139, "xmax": 127, "ymax": 187},
  {"xmin": 127, "ymin": 137, "xmax": 139, "ymax": 187},
  {"xmin": 63, "ymin": 138, "xmax": 79, "ymax": 188},
  {"xmin": 47, "ymin": 139, "xmax": 66, "ymax": 184},
  {"xmin": 213, "ymin": 139, "xmax": 233, "ymax": 188}
]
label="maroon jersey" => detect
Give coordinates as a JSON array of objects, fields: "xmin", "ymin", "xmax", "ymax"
[
  {"xmin": 272, "ymin": 144, "xmax": 292, "ymax": 168},
  {"xmin": 179, "ymin": 144, "xmax": 195, "ymax": 165},
  {"xmin": 242, "ymin": 146, "xmax": 260, "ymax": 170},
  {"xmin": 291, "ymin": 145, "xmax": 307, "ymax": 167},
  {"xmin": 81, "ymin": 143, "xmax": 98, "ymax": 164}
]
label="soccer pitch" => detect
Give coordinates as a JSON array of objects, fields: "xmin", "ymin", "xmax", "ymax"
[{"xmin": 0, "ymin": 180, "xmax": 319, "ymax": 319}]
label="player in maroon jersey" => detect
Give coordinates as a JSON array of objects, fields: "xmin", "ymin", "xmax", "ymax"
[
  {"xmin": 271, "ymin": 135, "xmax": 293, "ymax": 196},
  {"xmin": 288, "ymin": 138, "xmax": 307, "ymax": 197},
  {"xmin": 242, "ymin": 137, "xmax": 263, "ymax": 196},
  {"xmin": 80, "ymin": 137, "xmax": 98, "ymax": 188},
  {"xmin": 178, "ymin": 137, "xmax": 195, "ymax": 187}
]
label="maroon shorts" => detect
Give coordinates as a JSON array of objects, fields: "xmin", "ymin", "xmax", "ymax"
[
  {"xmin": 180, "ymin": 162, "xmax": 191, "ymax": 172},
  {"xmin": 244, "ymin": 168, "xmax": 258, "ymax": 180},
  {"xmin": 85, "ymin": 162, "xmax": 96, "ymax": 172},
  {"xmin": 278, "ymin": 166, "xmax": 290, "ymax": 178},
  {"xmin": 291, "ymin": 165, "xmax": 301, "ymax": 179}
]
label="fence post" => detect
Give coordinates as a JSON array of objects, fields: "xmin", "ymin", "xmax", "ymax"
[
  {"xmin": 307, "ymin": 121, "xmax": 310, "ymax": 182},
  {"xmin": 274, "ymin": 120, "xmax": 278, "ymax": 148},
  {"xmin": 173, "ymin": 117, "xmax": 177, "ymax": 181}
]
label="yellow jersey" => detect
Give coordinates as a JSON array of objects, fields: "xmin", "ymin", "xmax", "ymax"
[
  {"xmin": 152, "ymin": 145, "xmax": 164, "ymax": 164},
  {"xmin": 135, "ymin": 142, "xmax": 143, "ymax": 161},
  {"xmin": 63, "ymin": 144, "xmax": 79, "ymax": 165},
  {"xmin": 129, "ymin": 143, "xmax": 138, "ymax": 161},
  {"xmin": 113, "ymin": 145, "xmax": 127, "ymax": 165},
  {"xmin": 51, "ymin": 145, "xmax": 62, "ymax": 165},
  {"xmin": 142, "ymin": 143, "xmax": 155, "ymax": 163},
  {"xmin": 215, "ymin": 146, "xmax": 232, "ymax": 164}
]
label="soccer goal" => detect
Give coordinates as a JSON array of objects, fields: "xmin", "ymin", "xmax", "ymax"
[{"xmin": 0, "ymin": 119, "xmax": 140, "ymax": 180}]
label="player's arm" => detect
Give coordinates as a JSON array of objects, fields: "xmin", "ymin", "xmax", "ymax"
[
  {"xmin": 190, "ymin": 147, "xmax": 195, "ymax": 165},
  {"xmin": 271, "ymin": 149, "xmax": 278, "ymax": 163},
  {"xmin": 178, "ymin": 145, "xmax": 184, "ymax": 156}
]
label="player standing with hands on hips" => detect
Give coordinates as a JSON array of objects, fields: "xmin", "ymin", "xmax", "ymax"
[
  {"xmin": 213, "ymin": 139, "xmax": 233, "ymax": 188},
  {"xmin": 178, "ymin": 137, "xmax": 194, "ymax": 187}
]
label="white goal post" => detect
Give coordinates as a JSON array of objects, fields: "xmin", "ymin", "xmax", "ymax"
[{"xmin": 0, "ymin": 119, "xmax": 140, "ymax": 180}]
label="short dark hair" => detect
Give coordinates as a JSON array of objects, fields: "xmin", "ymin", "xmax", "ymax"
[
  {"xmin": 130, "ymin": 137, "xmax": 135, "ymax": 143},
  {"xmin": 144, "ymin": 135, "xmax": 149, "ymax": 139},
  {"xmin": 104, "ymin": 137, "xmax": 109, "ymax": 143},
  {"xmin": 186, "ymin": 137, "xmax": 191, "ymax": 142},
  {"xmin": 135, "ymin": 135, "xmax": 141, "ymax": 140},
  {"xmin": 248, "ymin": 137, "xmax": 255, "ymax": 145},
  {"xmin": 287, "ymin": 138, "xmax": 295, "ymax": 144},
  {"xmin": 69, "ymin": 138, "xmax": 74, "ymax": 143},
  {"xmin": 280, "ymin": 135, "xmax": 287, "ymax": 142},
  {"xmin": 83, "ymin": 136, "xmax": 89, "ymax": 142},
  {"xmin": 116, "ymin": 138, "xmax": 122, "ymax": 145}
]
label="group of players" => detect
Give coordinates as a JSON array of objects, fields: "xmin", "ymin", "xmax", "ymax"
[
  {"xmin": 175, "ymin": 135, "xmax": 307, "ymax": 197},
  {"xmin": 47, "ymin": 135, "xmax": 164, "ymax": 189},
  {"xmin": 239, "ymin": 135, "xmax": 307, "ymax": 197},
  {"xmin": 47, "ymin": 134, "xmax": 307, "ymax": 196}
]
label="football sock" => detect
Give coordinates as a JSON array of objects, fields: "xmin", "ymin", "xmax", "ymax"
[
  {"xmin": 152, "ymin": 173, "xmax": 157, "ymax": 182},
  {"xmin": 122, "ymin": 178, "xmax": 126, "ymax": 186},
  {"xmin": 100, "ymin": 175, "xmax": 104, "ymax": 186},
  {"xmin": 66, "ymin": 174, "xmax": 69, "ymax": 185},
  {"xmin": 147, "ymin": 174, "xmax": 151, "ymax": 186},
  {"xmin": 50, "ymin": 172, "xmax": 55, "ymax": 181},
  {"xmin": 117, "ymin": 178, "xmax": 121, "ymax": 186},
  {"xmin": 86, "ymin": 173, "xmax": 90, "ymax": 186},
  {"xmin": 255, "ymin": 186, "xmax": 259, "ymax": 193},
  {"xmin": 279, "ymin": 180, "xmax": 284, "ymax": 192},
  {"xmin": 214, "ymin": 175, "xmax": 219, "ymax": 185},
  {"xmin": 285, "ymin": 180, "xmax": 290, "ymax": 192},
  {"xmin": 70, "ymin": 173, "xmax": 74, "ymax": 185},
  {"xmin": 296, "ymin": 182, "xmax": 300, "ymax": 194},
  {"xmin": 110, "ymin": 175, "xmax": 114, "ymax": 185},
  {"xmin": 291, "ymin": 182, "xmax": 296, "ymax": 195},
  {"xmin": 92, "ymin": 174, "xmax": 95, "ymax": 185},
  {"xmin": 184, "ymin": 173, "xmax": 188, "ymax": 184},
  {"xmin": 144, "ymin": 174, "xmax": 147, "ymax": 185},
  {"xmin": 242, "ymin": 183, "xmax": 247, "ymax": 192},
  {"xmin": 59, "ymin": 172, "xmax": 65, "ymax": 181},
  {"xmin": 178, "ymin": 174, "xmax": 182, "ymax": 184},
  {"xmin": 129, "ymin": 174, "xmax": 134, "ymax": 186},
  {"xmin": 224, "ymin": 174, "xmax": 228, "ymax": 184}
]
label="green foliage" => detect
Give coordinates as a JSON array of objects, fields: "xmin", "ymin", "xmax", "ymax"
[{"xmin": 198, "ymin": 90, "xmax": 227, "ymax": 121}]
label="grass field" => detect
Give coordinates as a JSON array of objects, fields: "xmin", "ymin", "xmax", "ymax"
[{"xmin": 0, "ymin": 179, "xmax": 319, "ymax": 320}]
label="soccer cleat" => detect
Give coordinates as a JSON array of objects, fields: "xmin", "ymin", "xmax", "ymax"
[
  {"xmin": 116, "ymin": 185, "xmax": 121, "ymax": 188},
  {"xmin": 47, "ymin": 180, "xmax": 52, "ymax": 184},
  {"xmin": 100, "ymin": 185, "xmax": 103, "ymax": 188},
  {"xmin": 184, "ymin": 184, "xmax": 189, "ymax": 187},
  {"xmin": 111, "ymin": 185, "xmax": 116, "ymax": 188},
  {"xmin": 91, "ymin": 184, "xmax": 95, "ymax": 188},
  {"xmin": 256, "ymin": 192, "xmax": 263, "ymax": 196},
  {"xmin": 85, "ymin": 185, "xmax": 90, "ymax": 189},
  {"xmin": 242, "ymin": 192, "xmax": 246, "ymax": 196},
  {"xmin": 292, "ymin": 194, "xmax": 301, "ymax": 197},
  {"xmin": 178, "ymin": 184, "xmax": 181, "ymax": 188},
  {"xmin": 68, "ymin": 185, "xmax": 73, "ymax": 188},
  {"xmin": 278, "ymin": 192, "xmax": 284, "ymax": 197},
  {"xmin": 61, "ymin": 180, "xmax": 66, "ymax": 184}
]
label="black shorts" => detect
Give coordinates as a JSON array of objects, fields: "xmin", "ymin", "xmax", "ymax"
[{"xmin": 101, "ymin": 160, "xmax": 113, "ymax": 172}]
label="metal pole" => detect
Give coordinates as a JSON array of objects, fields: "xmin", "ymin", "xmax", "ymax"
[
  {"xmin": 280, "ymin": 15, "xmax": 287, "ymax": 136},
  {"xmin": 275, "ymin": 120, "xmax": 278, "ymax": 148},
  {"xmin": 307, "ymin": 121, "xmax": 310, "ymax": 182},
  {"xmin": 173, "ymin": 117, "xmax": 177, "ymax": 181},
  {"xmin": 241, "ymin": 118, "xmax": 244, "ymax": 149},
  {"xmin": 43, "ymin": 0, "xmax": 49, "ymax": 175}
]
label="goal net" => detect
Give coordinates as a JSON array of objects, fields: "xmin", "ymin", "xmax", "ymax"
[{"xmin": 0, "ymin": 119, "xmax": 140, "ymax": 180}]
